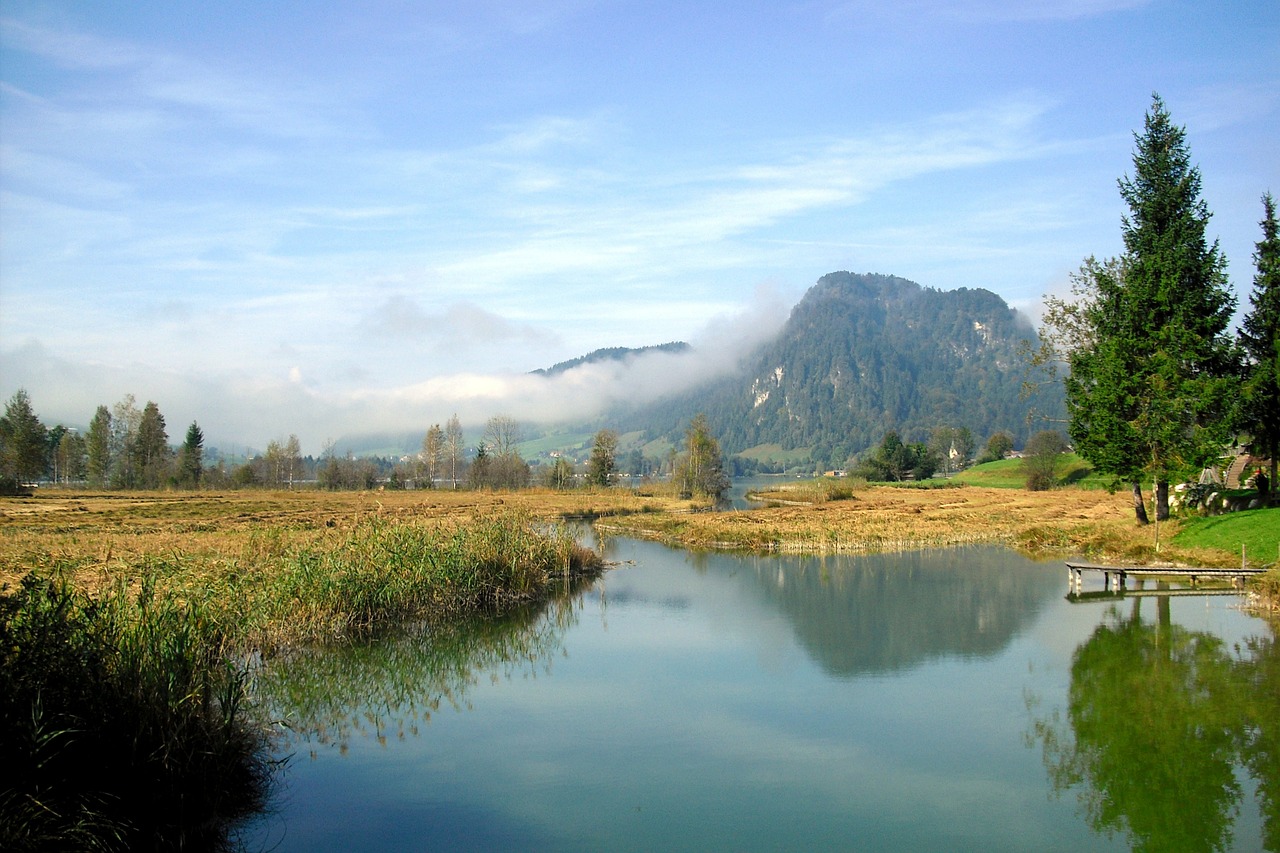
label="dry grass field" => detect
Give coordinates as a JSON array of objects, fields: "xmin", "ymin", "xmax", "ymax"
[
  {"xmin": 0, "ymin": 487, "xmax": 700, "ymax": 593},
  {"xmin": 0, "ymin": 483, "xmax": 1269, "ymax": 596},
  {"xmin": 601, "ymin": 483, "xmax": 1255, "ymax": 568}
]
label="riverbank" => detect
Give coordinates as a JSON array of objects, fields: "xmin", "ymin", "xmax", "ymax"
[
  {"xmin": 602, "ymin": 482, "xmax": 1273, "ymax": 567},
  {"xmin": 2, "ymin": 488, "xmax": 657, "ymax": 851}
]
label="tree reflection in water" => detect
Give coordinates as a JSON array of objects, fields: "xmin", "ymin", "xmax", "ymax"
[
  {"xmin": 254, "ymin": 590, "xmax": 587, "ymax": 757},
  {"xmin": 1033, "ymin": 596, "xmax": 1279, "ymax": 851}
]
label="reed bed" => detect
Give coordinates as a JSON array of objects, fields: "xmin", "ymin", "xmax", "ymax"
[
  {"xmin": 0, "ymin": 495, "xmax": 610, "ymax": 851},
  {"xmin": 1, "ymin": 573, "xmax": 269, "ymax": 852}
]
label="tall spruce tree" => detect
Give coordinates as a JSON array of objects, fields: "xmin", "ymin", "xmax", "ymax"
[
  {"xmin": 1063, "ymin": 95, "xmax": 1235, "ymax": 523},
  {"xmin": 0, "ymin": 389, "xmax": 48, "ymax": 485},
  {"xmin": 179, "ymin": 422, "xmax": 204, "ymax": 487},
  {"xmin": 1240, "ymin": 192, "xmax": 1280, "ymax": 488}
]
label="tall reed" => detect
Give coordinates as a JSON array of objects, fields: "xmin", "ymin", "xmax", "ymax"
[
  {"xmin": 0, "ymin": 572, "xmax": 270, "ymax": 852},
  {"xmin": 1, "ymin": 510, "xmax": 600, "ymax": 849}
]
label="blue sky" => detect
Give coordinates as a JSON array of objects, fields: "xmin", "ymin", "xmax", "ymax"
[{"xmin": 1, "ymin": 0, "xmax": 1277, "ymax": 452}]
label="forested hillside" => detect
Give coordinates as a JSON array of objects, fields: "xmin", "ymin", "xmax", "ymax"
[{"xmin": 625, "ymin": 272, "xmax": 1063, "ymax": 467}]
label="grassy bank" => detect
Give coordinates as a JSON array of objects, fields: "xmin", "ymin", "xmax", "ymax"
[{"xmin": 0, "ymin": 490, "xmax": 629, "ymax": 851}]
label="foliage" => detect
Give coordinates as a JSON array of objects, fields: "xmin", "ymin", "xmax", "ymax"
[
  {"xmin": 0, "ymin": 574, "xmax": 269, "ymax": 852},
  {"xmin": 0, "ymin": 389, "xmax": 48, "ymax": 484},
  {"xmin": 1022, "ymin": 429, "xmax": 1069, "ymax": 491},
  {"xmin": 1239, "ymin": 192, "xmax": 1280, "ymax": 486},
  {"xmin": 976, "ymin": 430, "xmax": 1014, "ymax": 464},
  {"xmin": 178, "ymin": 422, "xmax": 204, "ymax": 487},
  {"xmin": 586, "ymin": 428, "xmax": 618, "ymax": 487},
  {"xmin": 852, "ymin": 431, "xmax": 939, "ymax": 482},
  {"xmin": 674, "ymin": 414, "xmax": 730, "ymax": 499},
  {"xmin": 543, "ymin": 457, "xmax": 576, "ymax": 490},
  {"xmin": 421, "ymin": 423, "xmax": 444, "ymax": 486},
  {"xmin": 86, "ymin": 406, "xmax": 112, "ymax": 488},
  {"xmin": 1046, "ymin": 96, "xmax": 1237, "ymax": 523}
]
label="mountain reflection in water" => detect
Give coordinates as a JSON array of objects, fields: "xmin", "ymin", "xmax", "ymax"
[{"xmin": 248, "ymin": 537, "xmax": 1276, "ymax": 853}]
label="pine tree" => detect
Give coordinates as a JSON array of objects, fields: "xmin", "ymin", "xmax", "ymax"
[{"xmin": 1240, "ymin": 192, "xmax": 1280, "ymax": 489}]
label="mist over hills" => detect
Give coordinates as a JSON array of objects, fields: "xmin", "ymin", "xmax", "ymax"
[
  {"xmin": 334, "ymin": 272, "xmax": 1061, "ymax": 468},
  {"xmin": 603, "ymin": 272, "xmax": 1063, "ymax": 468},
  {"xmin": 531, "ymin": 342, "xmax": 692, "ymax": 377}
]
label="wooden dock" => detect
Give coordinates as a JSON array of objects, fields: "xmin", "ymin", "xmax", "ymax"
[{"xmin": 1064, "ymin": 560, "xmax": 1263, "ymax": 596}]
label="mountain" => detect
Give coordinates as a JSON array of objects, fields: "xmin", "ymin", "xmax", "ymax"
[
  {"xmin": 532, "ymin": 342, "xmax": 690, "ymax": 377},
  {"xmin": 620, "ymin": 272, "xmax": 1063, "ymax": 467}
]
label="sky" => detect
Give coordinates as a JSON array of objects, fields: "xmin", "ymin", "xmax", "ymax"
[{"xmin": 1, "ymin": 0, "xmax": 1277, "ymax": 454}]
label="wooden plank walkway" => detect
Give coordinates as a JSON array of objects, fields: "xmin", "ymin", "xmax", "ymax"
[{"xmin": 1064, "ymin": 560, "xmax": 1263, "ymax": 596}]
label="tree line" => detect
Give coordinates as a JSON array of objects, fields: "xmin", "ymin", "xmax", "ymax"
[
  {"xmin": 0, "ymin": 391, "xmax": 732, "ymax": 500},
  {"xmin": 1038, "ymin": 94, "xmax": 1278, "ymax": 523}
]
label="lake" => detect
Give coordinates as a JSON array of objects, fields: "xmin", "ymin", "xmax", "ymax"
[{"xmin": 243, "ymin": 535, "xmax": 1277, "ymax": 852}]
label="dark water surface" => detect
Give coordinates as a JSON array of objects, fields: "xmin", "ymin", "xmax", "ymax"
[{"xmin": 244, "ymin": 538, "xmax": 1277, "ymax": 852}]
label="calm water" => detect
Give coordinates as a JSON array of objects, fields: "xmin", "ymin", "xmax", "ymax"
[{"xmin": 243, "ymin": 537, "xmax": 1277, "ymax": 852}]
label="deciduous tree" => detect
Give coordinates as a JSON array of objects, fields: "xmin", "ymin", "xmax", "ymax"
[
  {"xmin": 1023, "ymin": 429, "xmax": 1069, "ymax": 491},
  {"xmin": 445, "ymin": 414, "xmax": 464, "ymax": 488},
  {"xmin": 587, "ymin": 429, "xmax": 618, "ymax": 488},
  {"xmin": 134, "ymin": 401, "xmax": 170, "ymax": 488},
  {"xmin": 675, "ymin": 414, "xmax": 730, "ymax": 499},
  {"xmin": 422, "ymin": 424, "xmax": 444, "ymax": 487}
]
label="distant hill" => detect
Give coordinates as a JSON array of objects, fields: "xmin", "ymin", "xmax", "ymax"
[
  {"xmin": 532, "ymin": 342, "xmax": 691, "ymax": 376},
  {"xmin": 620, "ymin": 272, "xmax": 1063, "ymax": 467}
]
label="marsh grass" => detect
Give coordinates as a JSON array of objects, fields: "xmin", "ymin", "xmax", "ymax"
[
  {"xmin": 0, "ymin": 573, "xmax": 269, "ymax": 852},
  {"xmin": 1, "ymin": 495, "xmax": 608, "ymax": 850}
]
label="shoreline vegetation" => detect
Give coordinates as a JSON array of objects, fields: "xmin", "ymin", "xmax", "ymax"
[
  {"xmin": 2, "ymin": 483, "xmax": 1276, "ymax": 850},
  {"xmin": 1, "ymin": 488, "xmax": 641, "ymax": 852}
]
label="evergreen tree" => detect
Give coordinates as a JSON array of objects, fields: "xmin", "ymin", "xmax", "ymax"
[
  {"xmin": 1059, "ymin": 95, "xmax": 1236, "ymax": 522},
  {"xmin": 1240, "ymin": 192, "xmax": 1280, "ymax": 489},
  {"xmin": 0, "ymin": 389, "xmax": 48, "ymax": 485},
  {"xmin": 179, "ymin": 422, "xmax": 204, "ymax": 487},
  {"xmin": 86, "ymin": 405, "xmax": 112, "ymax": 488},
  {"xmin": 586, "ymin": 429, "xmax": 618, "ymax": 488}
]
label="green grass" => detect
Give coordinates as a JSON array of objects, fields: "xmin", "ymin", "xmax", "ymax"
[
  {"xmin": 734, "ymin": 443, "xmax": 814, "ymax": 465},
  {"xmin": 1172, "ymin": 507, "xmax": 1280, "ymax": 568},
  {"xmin": 952, "ymin": 454, "xmax": 1105, "ymax": 490}
]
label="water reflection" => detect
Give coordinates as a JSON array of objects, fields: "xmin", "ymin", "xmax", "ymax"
[
  {"xmin": 1033, "ymin": 598, "xmax": 1279, "ymax": 851},
  {"xmin": 744, "ymin": 548, "xmax": 1054, "ymax": 676},
  {"xmin": 605, "ymin": 541, "xmax": 1058, "ymax": 677},
  {"xmin": 256, "ymin": 593, "xmax": 586, "ymax": 756}
]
